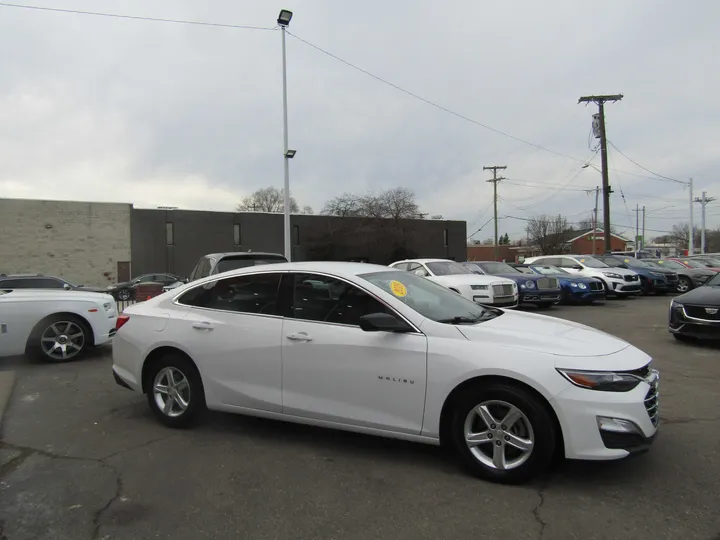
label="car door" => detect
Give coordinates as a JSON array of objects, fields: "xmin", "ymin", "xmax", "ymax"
[
  {"xmin": 0, "ymin": 292, "xmax": 41, "ymax": 357},
  {"xmin": 280, "ymin": 272, "xmax": 427, "ymax": 435},
  {"xmin": 557, "ymin": 257, "xmax": 583, "ymax": 275},
  {"xmin": 174, "ymin": 272, "xmax": 284, "ymax": 412}
]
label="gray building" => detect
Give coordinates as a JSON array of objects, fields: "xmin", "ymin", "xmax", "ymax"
[{"xmin": 0, "ymin": 198, "xmax": 466, "ymax": 285}]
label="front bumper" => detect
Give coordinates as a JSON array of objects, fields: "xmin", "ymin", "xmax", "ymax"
[
  {"xmin": 519, "ymin": 290, "xmax": 561, "ymax": 304},
  {"xmin": 566, "ymin": 289, "xmax": 606, "ymax": 303},
  {"xmin": 551, "ymin": 374, "xmax": 658, "ymax": 460},
  {"xmin": 606, "ymin": 279, "xmax": 642, "ymax": 295},
  {"xmin": 669, "ymin": 305, "xmax": 720, "ymax": 340}
]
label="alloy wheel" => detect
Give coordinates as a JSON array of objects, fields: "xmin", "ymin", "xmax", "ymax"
[
  {"xmin": 41, "ymin": 321, "xmax": 85, "ymax": 360},
  {"xmin": 118, "ymin": 289, "xmax": 131, "ymax": 301},
  {"xmin": 153, "ymin": 367, "xmax": 191, "ymax": 418},
  {"xmin": 676, "ymin": 278, "xmax": 691, "ymax": 293},
  {"xmin": 463, "ymin": 400, "xmax": 535, "ymax": 470}
]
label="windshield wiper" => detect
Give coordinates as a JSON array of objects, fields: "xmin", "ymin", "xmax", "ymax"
[{"xmin": 437, "ymin": 316, "xmax": 482, "ymax": 324}]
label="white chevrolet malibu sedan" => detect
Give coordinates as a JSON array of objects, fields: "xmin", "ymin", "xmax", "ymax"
[
  {"xmin": 389, "ymin": 259, "xmax": 519, "ymax": 308},
  {"xmin": 112, "ymin": 262, "xmax": 658, "ymax": 484}
]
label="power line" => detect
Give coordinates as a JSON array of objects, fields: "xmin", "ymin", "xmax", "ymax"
[
  {"xmin": 0, "ymin": 2, "xmax": 276, "ymax": 30},
  {"xmin": 607, "ymin": 140, "xmax": 685, "ymax": 184},
  {"xmin": 288, "ymin": 31, "xmax": 584, "ymax": 163}
]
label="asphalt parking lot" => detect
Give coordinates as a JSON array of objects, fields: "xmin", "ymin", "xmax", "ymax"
[{"xmin": 1, "ymin": 296, "xmax": 719, "ymax": 540}]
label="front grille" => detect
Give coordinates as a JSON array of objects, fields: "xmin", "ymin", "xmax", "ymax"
[
  {"xmin": 589, "ymin": 281, "xmax": 604, "ymax": 291},
  {"xmin": 684, "ymin": 305, "xmax": 720, "ymax": 321},
  {"xmin": 536, "ymin": 277, "xmax": 559, "ymax": 290},
  {"xmin": 644, "ymin": 378, "xmax": 659, "ymax": 427},
  {"xmin": 493, "ymin": 284, "xmax": 514, "ymax": 296},
  {"xmin": 624, "ymin": 275, "xmax": 639, "ymax": 282}
]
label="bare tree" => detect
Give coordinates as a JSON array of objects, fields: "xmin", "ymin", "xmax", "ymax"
[
  {"xmin": 301, "ymin": 205, "xmax": 314, "ymax": 215},
  {"xmin": 322, "ymin": 187, "xmax": 421, "ymax": 220},
  {"xmin": 669, "ymin": 223, "xmax": 700, "ymax": 250},
  {"xmin": 525, "ymin": 214, "xmax": 570, "ymax": 255},
  {"xmin": 237, "ymin": 187, "xmax": 299, "ymax": 213}
]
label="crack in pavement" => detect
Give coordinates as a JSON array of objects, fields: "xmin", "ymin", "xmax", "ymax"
[
  {"xmin": 0, "ymin": 434, "xmax": 175, "ymax": 540},
  {"xmin": 532, "ymin": 484, "xmax": 548, "ymax": 540}
]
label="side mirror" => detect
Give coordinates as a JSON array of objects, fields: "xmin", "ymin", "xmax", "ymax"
[
  {"xmin": 359, "ymin": 313, "xmax": 411, "ymax": 333},
  {"xmin": 413, "ymin": 269, "xmax": 426, "ymax": 277},
  {"xmin": 63, "ymin": 283, "xmax": 72, "ymax": 290},
  {"xmin": 572, "ymin": 265, "xmax": 583, "ymax": 270}
]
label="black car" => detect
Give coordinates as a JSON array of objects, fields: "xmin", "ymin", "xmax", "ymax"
[
  {"xmin": 669, "ymin": 271, "xmax": 720, "ymax": 342},
  {"xmin": 189, "ymin": 252, "xmax": 288, "ymax": 281},
  {"xmin": 645, "ymin": 259, "xmax": 715, "ymax": 293},
  {"xmin": 107, "ymin": 273, "xmax": 182, "ymax": 301},
  {"xmin": 0, "ymin": 274, "xmax": 105, "ymax": 293}
]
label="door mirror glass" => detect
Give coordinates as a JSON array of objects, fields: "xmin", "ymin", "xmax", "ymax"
[
  {"xmin": 413, "ymin": 268, "xmax": 427, "ymax": 277},
  {"xmin": 359, "ymin": 313, "xmax": 411, "ymax": 333},
  {"xmin": 571, "ymin": 264, "xmax": 583, "ymax": 270},
  {"xmin": 63, "ymin": 283, "xmax": 72, "ymax": 290}
]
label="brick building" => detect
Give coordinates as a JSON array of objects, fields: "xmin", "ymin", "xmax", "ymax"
[{"xmin": 561, "ymin": 228, "xmax": 630, "ymax": 254}]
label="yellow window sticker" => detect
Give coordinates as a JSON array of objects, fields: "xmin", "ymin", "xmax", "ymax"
[
  {"xmin": 624, "ymin": 258, "xmax": 630, "ymax": 263},
  {"xmin": 390, "ymin": 280, "xmax": 407, "ymax": 297},
  {"xmin": 579, "ymin": 259, "xmax": 585, "ymax": 263}
]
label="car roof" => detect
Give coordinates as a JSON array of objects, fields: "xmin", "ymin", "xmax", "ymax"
[
  {"xmin": 205, "ymin": 252, "xmax": 286, "ymax": 259},
  {"xmin": 392, "ymin": 258, "xmax": 454, "ymax": 264},
  {"xmin": 204, "ymin": 261, "xmax": 402, "ymax": 278}
]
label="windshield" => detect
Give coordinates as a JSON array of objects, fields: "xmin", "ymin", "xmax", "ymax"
[
  {"xmin": 577, "ymin": 257, "xmax": 609, "ymax": 268},
  {"xmin": 426, "ymin": 261, "xmax": 472, "ymax": 276},
  {"xmin": 531, "ymin": 265, "xmax": 567, "ymax": 275},
  {"xmin": 216, "ymin": 256, "xmax": 286, "ymax": 273},
  {"xmin": 477, "ymin": 262, "xmax": 518, "ymax": 274},
  {"xmin": 600, "ymin": 258, "xmax": 624, "ymax": 268},
  {"xmin": 679, "ymin": 259, "xmax": 708, "ymax": 269},
  {"xmin": 359, "ymin": 270, "xmax": 500, "ymax": 324},
  {"xmin": 618, "ymin": 257, "xmax": 649, "ymax": 268},
  {"xmin": 697, "ymin": 257, "xmax": 720, "ymax": 266},
  {"xmin": 707, "ymin": 273, "xmax": 720, "ymax": 286},
  {"xmin": 514, "ymin": 266, "xmax": 535, "ymax": 275}
]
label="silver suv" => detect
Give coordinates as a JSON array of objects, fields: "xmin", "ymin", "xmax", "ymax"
[{"xmin": 189, "ymin": 252, "xmax": 287, "ymax": 281}]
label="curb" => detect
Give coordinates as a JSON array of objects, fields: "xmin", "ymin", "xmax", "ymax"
[{"xmin": 0, "ymin": 370, "xmax": 16, "ymax": 429}]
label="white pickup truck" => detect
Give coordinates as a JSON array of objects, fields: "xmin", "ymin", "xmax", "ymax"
[{"xmin": 0, "ymin": 289, "xmax": 118, "ymax": 362}]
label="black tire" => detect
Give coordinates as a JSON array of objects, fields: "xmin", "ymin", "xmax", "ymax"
[
  {"xmin": 449, "ymin": 382, "xmax": 556, "ymax": 484},
  {"xmin": 676, "ymin": 277, "xmax": 692, "ymax": 293},
  {"xmin": 28, "ymin": 314, "xmax": 92, "ymax": 363},
  {"xmin": 640, "ymin": 278, "xmax": 652, "ymax": 296},
  {"xmin": 117, "ymin": 288, "xmax": 133, "ymax": 301},
  {"xmin": 145, "ymin": 353, "xmax": 206, "ymax": 428}
]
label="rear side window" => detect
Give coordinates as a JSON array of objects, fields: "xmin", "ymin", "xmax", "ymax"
[
  {"xmin": 178, "ymin": 273, "xmax": 282, "ymax": 315},
  {"xmin": 0, "ymin": 279, "xmax": 23, "ymax": 288},
  {"xmin": 35, "ymin": 278, "xmax": 65, "ymax": 288}
]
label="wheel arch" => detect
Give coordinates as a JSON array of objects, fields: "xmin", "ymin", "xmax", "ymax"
[
  {"xmin": 141, "ymin": 345, "xmax": 200, "ymax": 394},
  {"xmin": 26, "ymin": 311, "xmax": 96, "ymax": 352},
  {"xmin": 438, "ymin": 375, "xmax": 565, "ymax": 459}
]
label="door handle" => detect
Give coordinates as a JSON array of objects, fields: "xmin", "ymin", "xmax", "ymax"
[
  {"xmin": 192, "ymin": 322, "xmax": 214, "ymax": 331},
  {"xmin": 286, "ymin": 332, "xmax": 312, "ymax": 342}
]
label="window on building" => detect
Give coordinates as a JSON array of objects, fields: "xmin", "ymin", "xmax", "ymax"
[
  {"xmin": 233, "ymin": 224, "xmax": 241, "ymax": 246},
  {"xmin": 292, "ymin": 225, "xmax": 300, "ymax": 246},
  {"xmin": 166, "ymin": 222, "xmax": 174, "ymax": 245},
  {"xmin": 443, "ymin": 229, "xmax": 448, "ymax": 248}
]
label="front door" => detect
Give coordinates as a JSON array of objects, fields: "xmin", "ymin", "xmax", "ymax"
[
  {"xmin": 173, "ymin": 272, "xmax": 284, "ymax": 412},
  {"xmin": 280, "ymin": 272, "xmax": 427, "ymax": 435}
]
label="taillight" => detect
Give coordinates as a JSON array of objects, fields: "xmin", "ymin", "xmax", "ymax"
[{"xmin": 116, "ymin": 315, "xmax": 130, "ymax": 331}]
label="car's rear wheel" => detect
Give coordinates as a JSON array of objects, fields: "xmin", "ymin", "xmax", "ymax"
[
  {"xmin": 117, "ymin": 288, "xmax": 132, "ymax": 301},
  {"xmin": 29, "ymin": 315, "xmax": 91, "ymax": 363},
  {"xmin": 146, "ymin": 354, "xmax": 206, "ymax": 428},
  {"xmin": 676, "ymin": 277, "xmax": 692, "ymax": 293},
  {"xmin": 450, "ymin": 382, "xmax": 556, "ymax": 484}
]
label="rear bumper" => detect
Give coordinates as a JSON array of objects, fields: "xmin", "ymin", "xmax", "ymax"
[{"xmin": 113, "ymin": 369, "xmax": 133, "ymax": 390}]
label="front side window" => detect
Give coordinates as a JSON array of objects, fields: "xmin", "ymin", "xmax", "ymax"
[
  {"xmin": 598, "ymin": 258, "xmax": 623, "ymax": 268},
  {"xmin": 0, "ymin": 279, "xmax": 24, "ymax": 288},
  {"xmin": 178, "ymin": 273, "xmax": 282, "ymax": 315},
  {"xmin": 477, "ymin": 262, "xmax": 518, "ymax": 274},
  {"xmin": 290, "ymin": 273, "xmax": 391, "ymax": 326},
  {"xmin": 36, "ymin": 278, "xmax": 66, "ymax": 288},
  {"xmin": 679, "ymin": 259, "xmax": 707, "ymax": 269},
  {"xmin": 425, "ymin": 261, "xmax": 472, "ymax": 276},
  {"xmin": 531, "ymin": 265, "xmax": 563, "ymax": 275}
]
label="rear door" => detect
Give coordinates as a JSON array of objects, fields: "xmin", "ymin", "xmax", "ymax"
[
  {"xmin": 174, "ymin": 272, "xmax": 285, "ymax": 412},
  {"xmin": 280, "ymin": 272, "xmax": 427, "ymax": 435}
]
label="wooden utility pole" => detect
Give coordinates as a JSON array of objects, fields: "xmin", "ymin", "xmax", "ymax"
[
  {"xmin": 694, "ymin": 192, "xmax": 716, "ymax": 253},
  {"xmin": 633, "ymin": 204, "xmax": 641, "ymax": 250},
  {"xmin": 484, "ymin": 165, "xmax": 507, "ymax": 260},
  {"xmin": 578, "ymin": 94, "xmax": 623, "ymax": 253},
  {"xmin": 641, "ymin": 206, "xmax": 646, "ymax": 250}
]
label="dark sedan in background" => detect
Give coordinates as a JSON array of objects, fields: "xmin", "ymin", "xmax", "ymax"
[
  {"xmin": 0, "ymin": 273, "xmax": 105, "ymax": 293},
  {"xmin": 592, "ymin": 255, "xmax": 676, "ymax": 295},
  {"xmin": 513, "ymin": 264, "xmax": 606, "ymax": 304},
  {"xmin": 106, "ymin": 273, "xmax": 182, "ymax": 301},
  {"xmin": 462, "ymin": 261, "xmax": 561, "ymax": 308},
  {"xmin": 646, "ymin": 259, "xmax": 715, "ymax": 293},
  {"xmin": 669, "ymin": 271, "xmax": 720, "ymax": 342}
]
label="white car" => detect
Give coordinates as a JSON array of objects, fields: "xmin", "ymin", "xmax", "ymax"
[
  {"xmin": 524, "ymin": 255, "xmax": 642, "ymax": 297},
  {"xmin": 112, "ymin": 262, "xmax": 658, "ymax": 484},
  {"xmin": 389, "ymin": 259, "xmax": 518, "ymax": 308},
  {"xmin": 0, "ymin": 289, "xmax": 118, "ymax": 361}
]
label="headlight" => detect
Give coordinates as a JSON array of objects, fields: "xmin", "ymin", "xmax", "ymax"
[
  {"xmin": 578, "ymin": 283, "xmax": 587, "ymax": 290},
  {"xmin": 557, "ymin": 369, "xmax": 642, "ymax": 392},
  {"xmin": 603, "ymin": 272, "xmax": 622, "ymax": 279},
  {"xmin": 471, "ymin": 284, "xmax": 488, "ymax": 290},
  {"xmin": 522, "ymin": 280, "xmax": 536, "ymax": 289},
  {"xmin": 570, "ymin": 282, "xmax": 578, "ymax": 288},
  {"xmin": 103, "ymin": 302, "xmax": 112, "ymax": 311}
]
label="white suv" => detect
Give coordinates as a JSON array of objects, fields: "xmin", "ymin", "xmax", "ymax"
[
  {"xmin": 524, "ymin": 255, "xmax": 641, "ymax": 297},
  {"xmin": 389, "ymin": 259, "xmax": 519, "ymax": 307}
]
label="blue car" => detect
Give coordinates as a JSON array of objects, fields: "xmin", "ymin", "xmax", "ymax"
[
  {"xmin": 462, "ymin": 261, "xmax": 562, "ymax": 309},
  {"xmin": 513, "ymin": 264, "xmax": 606, "ymax": 304}
]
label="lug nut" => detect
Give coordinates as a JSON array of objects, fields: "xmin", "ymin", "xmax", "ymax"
[
  {"xmin": 504, "ymin": 435, "xmax": 510, "ymax": 441},
  {"xmin": 490, "ymin": 424, "xmax": 496, "ymax": 429},
  {"xmin": 487, "ymin": 433, "xmax": 493, "ymax": 439},
  {"xmin": 495, "ymin": 440, "xmax": 502, "ymax": 446}
]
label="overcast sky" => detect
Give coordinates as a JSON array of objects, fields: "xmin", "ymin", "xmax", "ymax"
[{"xmin": 1, "ymin": 0, "xmax": 718, "ymax": 242}]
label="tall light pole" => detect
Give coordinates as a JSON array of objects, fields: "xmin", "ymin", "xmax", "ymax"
[{"xmin": 278, "ymin": 9, "xmax": 295, "ymax": 261}]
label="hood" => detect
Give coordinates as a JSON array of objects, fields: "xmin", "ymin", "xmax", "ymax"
[
  {"xmin": 455, "ymin": 309, "xmax": 631, "ymax": 360},
  {"xmin": 109, "ymin": 281, "xmax": 132, "ymax": 289},
  {"xmin": 555, "ymin": 275, "xmax": 599, "ymax": 283},
  {"xmin": 432, "ymin": 274, "xmax": 514, "ymax": 286},
  {"xmin": 644, "ymin": 267, "xmax": 676, "ymax": 276},
  {"xmin": 675, "ymin": 285, "xmax": 720, "ymax": 305}
]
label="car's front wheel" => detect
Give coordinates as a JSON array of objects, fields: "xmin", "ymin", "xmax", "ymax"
[
  {"xmin": 450, "ymin": 382, "xmax": 556, "ymax": 484},
  {"xmin": 29, "ymin": 315, "xmax": 91, "ymax": 363},
  {"xmin": 676, "ymin": 277, "xmax": 692, "ymax": 293},
  {"xmin": 146, "ymin": 353, "xmax": 206, "ymax": 428}
]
